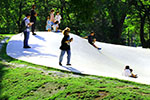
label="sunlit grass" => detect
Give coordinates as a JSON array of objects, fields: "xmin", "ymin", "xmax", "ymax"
[{"xmin": 0, "ymin": 36, "xmax": 150, "ymax": 100}]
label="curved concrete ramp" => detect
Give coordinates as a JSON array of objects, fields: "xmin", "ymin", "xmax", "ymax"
[{"xmin": 7, "ymin": 32, "xmax": 150, "ymax": 84}]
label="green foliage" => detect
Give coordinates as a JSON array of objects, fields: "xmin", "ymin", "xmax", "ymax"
[
  {"xmin": 0, "ymin": 36, "xmax": 5, "ymax": 41},
  {"xmin": 0, "ymin": 0, "xmax": 150, "ymax": 46},
  {"xmin": 68, "ymin": 0, "xmax": 96, "ymax": 23}
]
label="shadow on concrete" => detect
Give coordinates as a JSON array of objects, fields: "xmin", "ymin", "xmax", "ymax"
[
  {"xmin": 62, "ymin": 66, "xmax": 81, "ymax": 74},
  {"xmin": 34, "ymin": 35, "xmax": 46, "ymax": 41},
  {"xmin": 7, "ymin": 40, "xmax": 58, "ymax": 58}
]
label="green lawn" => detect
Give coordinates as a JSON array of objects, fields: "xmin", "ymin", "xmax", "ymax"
[
  {"xmin": 0, "ymin": 33, "xmax": 14, "ymax": 37},
  {"xmin": 0, "ymin": 36, "xmax": 5, "ymax": 41},
  {"xmin": 0, "ymin": 36, "xmax": 150, "ymax": 100}
]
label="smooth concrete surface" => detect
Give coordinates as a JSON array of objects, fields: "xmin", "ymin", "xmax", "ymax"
[{"xmin": 7, "ymin": 32, "xmax": 150, "ymax": 84}]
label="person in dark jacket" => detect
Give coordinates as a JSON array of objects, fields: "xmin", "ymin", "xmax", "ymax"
[
  {"xmin": 85, "ymin": 32, "xmax": 101, "ymax": 50},
  {"xmin": 59, "ymin": 27, "xmax": 73, "ymax": 66},
  {"xmin": 30, "ymin": 4, "xmax": 37, "ymax": 35}
]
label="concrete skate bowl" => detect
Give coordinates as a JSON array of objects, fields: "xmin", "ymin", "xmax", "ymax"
[{"xmin": 7, "ymin": 32, "xmax": 150, "ymax": 84}]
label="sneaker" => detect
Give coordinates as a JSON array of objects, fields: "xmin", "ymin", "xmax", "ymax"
[
  {"xmin": 23, "ymin": 46, "xmax": 31, "ymax": 48},
  {"xmin": 59, "ymin": 62, "xmax": 62, "ymax": 66},
  {"xmin": 98, "ymin": 48, "xmax": 101, "ymax": 50},
  {"xmin": 32, "ymin": 33, "xmax": 36, "ymax": 35},
  {"xmin": 135, "ymin": 74, "xmax": 138, "ymax": 78},
  {"xmin": 66, "ymin": 64, "xmax": 71, "ymax": 66}
]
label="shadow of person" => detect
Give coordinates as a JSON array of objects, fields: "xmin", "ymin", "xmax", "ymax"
[
  {"xmin": 34, "ymin": 35, "xmax": 46, "ymax": 41},
  {"xmin": 62, "ymin": 66, "xmax": 81, "ymax": 74},
  {"xmin": 23, "ymin": 44, "xmax": 58, "ymax": 58}
]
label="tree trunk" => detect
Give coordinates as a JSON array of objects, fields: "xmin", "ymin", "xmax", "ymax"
[
  {"xmin": 118, "ymin": 13, "xmax": 126, "ymax": 38},
  {"xmin": 140, "ymin": 13, "xmax": 147, "ymax": 48},
  {"xmin": 138, "ymin": 0, "xmax": 150, "ymax": 48},
  {"xmin": 111, "ymin": 18, "xmax": 121, "ymax": 44},
  {"xmin": 60, "ymin": 0, "xmax": 65, "ymax": 19},
  {"xmin": 18, "ymin": 1, "xmax": 22, "ymax": 33},
  {"xmin": 111, "ymin": 0, "xmax": 135, "ymax": 44}
]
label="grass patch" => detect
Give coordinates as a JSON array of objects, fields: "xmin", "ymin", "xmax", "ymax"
[
  {"xmin": 1, "ymin": 66, "xmax": 150, "ymax": 100},
  {"xmin": 0, "ymin": 33, "xmax": 14, "ymax": 37},
  {"xmin": 0, "ymin": 36, "xmax": 5, "ymax": 41},
  {"xmin": 0, "ymin": 36, "xmax": 150, "ymax": 99}
]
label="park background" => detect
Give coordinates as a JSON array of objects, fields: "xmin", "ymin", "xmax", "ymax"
[
  {"xmin": 1, "ymin": 0, "xmax": 150, "ymax": 100},
  {"xmin": 1, "ymin": 0, "xmax": 150, "ymax": 48}
]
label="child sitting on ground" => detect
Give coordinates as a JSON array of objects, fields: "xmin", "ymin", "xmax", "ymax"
[
  {"xmin": 52, "ymin": 21, "xmax": 61, "ymax": 32},
  {"xmin": 130, "ymin": 69, "xmax": 138, "ymax": 78},
  {"xmin": 124, "ymin": 65, "xmax": 138, "ymax": 78}
]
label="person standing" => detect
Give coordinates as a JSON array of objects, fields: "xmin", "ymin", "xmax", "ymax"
[
  {"xmin": 46, "ymin": 16, "xmax": 51, "ymax": 32},
  {"xmin": 23, "ymin": 14, "xmax": 33, "ymax": 48},
  {"xmin": 55, "ymin": 11, "xmax": 62, "ymax": 24},
  {"xmin": 50, "ymin": 9, "xmax": 55, "ymax": 30},
  {"xmin": 30, "ymin": 4, "xmax": 37, "ymax": 35},
  {"xmin": 52, "ymin": 21, "xmax": 61, "ymax": 32},
  {"xmin": 59, "ymin": 27, "xmax": 73, "ymax": 66}
]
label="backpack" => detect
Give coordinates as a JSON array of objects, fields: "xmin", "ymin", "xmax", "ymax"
[{"xmin": 20, "ymin": 18, "xmax": 27, "ymax": 32}]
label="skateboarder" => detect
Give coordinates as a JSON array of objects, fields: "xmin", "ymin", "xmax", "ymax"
[{"xmin": 84, "ymin": 32, "xmax": 101, "ymax": 50}]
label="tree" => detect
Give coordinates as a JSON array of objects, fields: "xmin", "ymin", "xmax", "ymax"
[
  {"xmin": 132, "ymin": 0, "xmax": 150, "ymax": 48},
  {"xmin": 98, "ymin": 0, "xmax": 136, "ymax": 44}
]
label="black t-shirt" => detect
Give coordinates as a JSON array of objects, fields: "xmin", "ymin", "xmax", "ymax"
[
  {"xmin": 30, "ymin": 9, "xmax": 36, "ymax": 22},
  {"xmin": 88, "ymin": 35, "xmax": 95, "ymax": 44},
  {"xmin": 60, "ymin": 35, "xmax": 71, "ymax": 50}
]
